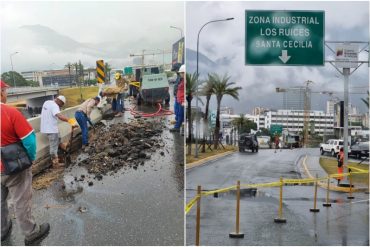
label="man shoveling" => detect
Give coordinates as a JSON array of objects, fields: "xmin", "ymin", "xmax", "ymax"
[{"xmin": 75, "ymin": 97, "xmax": 100, "ymax": 147}]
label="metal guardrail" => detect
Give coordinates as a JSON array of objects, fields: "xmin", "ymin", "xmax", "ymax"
[{"xmin": 7, "ymin": 86, "xmax": 60, "ymax": 94}]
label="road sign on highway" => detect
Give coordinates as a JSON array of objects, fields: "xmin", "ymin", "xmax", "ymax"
[
  {"xmin": 245, "ymin": 10, "xmax": 325, "ymax": 66},
  {"xmin": 96, "ymin": 60, "xmax": 105, "ymax": 84},
  {"xmin": 270, "ymin": 124, "xmax": 283, "ymax": 135}
]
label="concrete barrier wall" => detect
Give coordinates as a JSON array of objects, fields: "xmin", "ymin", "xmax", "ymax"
[{"xmin": 28, "ymin": 101, "xmax": 110, "ymax": 162}]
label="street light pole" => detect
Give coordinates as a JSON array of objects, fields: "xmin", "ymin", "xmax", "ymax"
[
  {"xmin": 195, "ymin": 17, "xmax": 234, "ymax": 158},
  {"xmin": 10, "ymin": 52, "xmax": 19, "ymax": 87},
  {"xmin": 170, "ymin": 26, "xmax": 183, "ymax": 39}
]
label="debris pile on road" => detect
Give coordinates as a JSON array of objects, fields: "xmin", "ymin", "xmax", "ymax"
[{"xmin": 76, "ymin": 119, "xmax": 165, "ymax": 177}]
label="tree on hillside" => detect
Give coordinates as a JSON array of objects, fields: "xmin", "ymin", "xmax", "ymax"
[
  {"xmin": 211, "ymin": 73, "xmax": 241, "ymax": 149},
  {"xmin": 1, "ymin": 71, "xmax": 39, "ymax": 87}
]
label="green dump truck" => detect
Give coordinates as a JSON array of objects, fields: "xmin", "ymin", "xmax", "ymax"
[{"xmin": 137, "ymin": 73, "xmax": 170, "ymax": 105}]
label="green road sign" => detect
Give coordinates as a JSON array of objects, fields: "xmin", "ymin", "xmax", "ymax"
[
  {"xmin": 270, "ymin": 124, "xmax": 283, "ymax": 135},
  {"xmin": 245, "ymin": 10, "xmax": 325, "ymax": 66}
]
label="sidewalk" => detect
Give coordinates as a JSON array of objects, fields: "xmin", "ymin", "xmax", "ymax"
[
  {"xmin": 186, "ymin": 150, "xmax": 236, "ymax": 170},
  {"xmin": 299, "ymin": 155, "xmax": 369, "ymax": 192}
]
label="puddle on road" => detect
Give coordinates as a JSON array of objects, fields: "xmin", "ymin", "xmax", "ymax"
[{"xmin": 212, "ymin": 188, "xmax": 260, "ymax": 198}]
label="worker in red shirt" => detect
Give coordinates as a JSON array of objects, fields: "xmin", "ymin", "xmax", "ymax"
[
  {"xmin": 170, "ymin": 64, "xmax": 185, "ymax": 132},
  {"xmin": 1, "ymin": 81, "xmax": 50, "ymax": 244}
]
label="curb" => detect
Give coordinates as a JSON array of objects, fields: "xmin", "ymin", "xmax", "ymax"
[
  {"xmin": 302, "ymin": 155, "xmax": 368, "ymax": 193},
  {"xmin": 186, "ymin": 150, "xmax": 237, "ymax": 170}
]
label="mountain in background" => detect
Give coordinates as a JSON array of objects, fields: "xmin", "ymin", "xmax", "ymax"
[{"xmin": 20, "ymin": 25, "xmax": 101, "ymax": 55}]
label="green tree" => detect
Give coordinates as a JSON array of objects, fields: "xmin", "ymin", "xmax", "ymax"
[
  {"xmin": 231, "ymin": 114, "xmax": 246, "ymax": 134},
  {"xmin": 257, "ymin": 127, "xmax": 270, "ymax": 136},
  {"xmin": 186, "ymin": 72, "xmax": 204, "ymax": 155},
  {"xmin": 361, "ymin": 90, "xmax": 369, "ymax": 108},
  {"xmin": 73, "ymin": 62, "xmax": 79, "ymax": 84},
  {"xmin": 231, "ymin": 115, "xmax": 257, "ymax": 134},
  {"xmin": 199, "ymin": 74, "xmax": 215, "ymax": 152},
  {"xmin": 211, "ymin": 73, "xmax": 241, "ymax": 149},
  {"xmin": 105, "ymin": 62, "xmax": 112, "ymax": 83},
  {"xmin": 78, "ymin": 60, "xmax": 84, "ymax": 84},
  {"xmin": 1, "ymin": 71, "xmax": 39, "ymax": 87},
  {"xmin": 64, "ymin": 62, "xmax": 73, "ymax": 86},
  {"xmin": 201, "ymin": 74, "xmax": 215, "ymax": 121}
]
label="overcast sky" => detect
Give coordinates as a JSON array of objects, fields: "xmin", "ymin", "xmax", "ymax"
[
  {"xmin": 186, "ymin": 1, "xmax": 369, "ymax": 114},
  {"xmin": 1, "ymin": 1, "xmax": 184, "ymax": 71}
]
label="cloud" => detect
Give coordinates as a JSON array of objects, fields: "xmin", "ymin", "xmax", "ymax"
[
  {"xmin": 0, "ymin": 1, "xmax": 184, "ymax": 71},
  {"xmin": 186, "ymin": 1, "xmax": 369, "ymax": 114}
]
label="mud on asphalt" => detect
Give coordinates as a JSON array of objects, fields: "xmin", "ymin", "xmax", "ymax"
[{"xmin": 32, "ymin": 114, "xmax": 170, "ymax": 190}]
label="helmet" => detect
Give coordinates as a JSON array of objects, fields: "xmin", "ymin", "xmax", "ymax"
[
  {"xmin": 115, "ymin": 72, "xmax": 121, "ymax": 80},
  {"xmin": 0, "ymin": 80, "xmax": 10, "ymax": 88},
  {"xmin": 56, "ymin": 95, "xmax": 66, "ymax": 104},
  {"xmin": 179, "ymin": 64, "xmax": 185, "ymax": 73}
]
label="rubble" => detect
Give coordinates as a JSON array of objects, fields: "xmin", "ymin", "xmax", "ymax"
[{"xmin": 74, "ymin": 119, "xmax": 165, "ymax": 177}]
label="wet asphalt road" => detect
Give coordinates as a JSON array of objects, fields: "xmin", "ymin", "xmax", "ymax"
[
  {"xmin": 4, "ymin": 98, "xmax": 184, "ymax": 246},
  {"xmin": 186, "ymin": 148, "xmax": 369, "ymax": 246}
]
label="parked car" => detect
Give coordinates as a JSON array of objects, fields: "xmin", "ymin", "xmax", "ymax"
[
  {"xmin": 320, "ymin": 139, "xmax": 351, "ymax": 157},
  {"xmin": 239, "ymin": 134, "xmax": 259, "ymax": 153},
  {"xmin": 350, "ymin": 141, "xmax": 369, "ymax": 159}
]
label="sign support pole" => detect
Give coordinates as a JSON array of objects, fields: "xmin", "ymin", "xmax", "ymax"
[{"xmin": 342, "ymin": 67, "xmax": 350, "ymax": 183}]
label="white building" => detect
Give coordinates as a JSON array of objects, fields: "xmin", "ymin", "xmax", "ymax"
[
  {"xmin": 220, "ymin": 106, "xmax": 234, "ymax": 115},
  {"xmin": 255, "ymin": 109, "xmax": 334, "ymax": 136},
  {"xmin": 21, "ymin": 71, "xmax": 44, "ymax": 86},
  {"xmin": 219, "ymin": 113, "xmax": 257, "ymax": 137}
]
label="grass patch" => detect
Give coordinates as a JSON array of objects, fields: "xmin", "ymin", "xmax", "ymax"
[
  {"xmin": 60, "ymin": 86, "xmax": 99, "ymax": 108},
  {"xmin": 186, "ymin": 144, "xmax": 237, "ymax": 164},
  {"xmin": 319, "ymin": 157, "xmax": 369, "ymax": 185}
]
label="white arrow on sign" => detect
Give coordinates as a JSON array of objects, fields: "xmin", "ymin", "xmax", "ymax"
[{"xmin": 279, "ymin": 50, "xmax": 291, "ymax": 63}]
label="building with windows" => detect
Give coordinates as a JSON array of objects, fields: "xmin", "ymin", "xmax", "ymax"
[
  {"xmin": 282, "ymin": 86, "xmax": 311, "ymax": 110},
  {"xmin": 21, "ymin": 68, "xmax": 98, "ymax": 87},
  {"xmin": 220, "ymin": 106, "xmax": 234, "ymax": 115},
  {"xmin": 255, "ymin": 109, "xmax": 334, "ymax": 136}
]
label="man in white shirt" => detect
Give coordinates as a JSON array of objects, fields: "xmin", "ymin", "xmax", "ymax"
[{"xmin": 40, "ymin": 95, "xmax": 69, "ymax": 168}]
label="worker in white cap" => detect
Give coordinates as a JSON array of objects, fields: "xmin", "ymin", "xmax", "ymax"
[{"xmin": 40, "ymin": 95, "xmax": 70, "ymax": 168}]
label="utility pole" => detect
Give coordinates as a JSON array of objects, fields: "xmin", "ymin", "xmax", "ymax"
[
  {"xmin": 303, "ymin": 80, "xmax": 313, "ymax": 147},
  {"xmin": 325, "ymin": 40, "xmax": 369, "ymax": 185}
]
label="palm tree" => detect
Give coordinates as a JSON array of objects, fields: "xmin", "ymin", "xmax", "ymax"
[
  {"xmin": 199, "ymin": 74, "xmax": 215, "ymax": 152},
  {"xmin": 231, "ymin": 114, "xmax": 246, "ymax": 135},
  {"xmin": 201, "ymin": 74, "xmax": 215, "ymax": 121},
  {"xmin": 186, "ymin": 72, "xmax": 197, "ymax": 155},
  {"xmin": 73, "ymin": 62, "xmax": 79, "ymax": 85},
  {"xmin": 186, "ymin": 72, "xmax": 204, "ymax": 155},
  {"xmin": 64, "ymin": 62, "xmax": 72, "ymax": 87},
  {"xmin": 105, "ymin": 62, "xmax": 112, "ymax": 83},
  {"xmin": 361, "ymin": 91, "xmax": 369, "ymax": 108},
  {"xmin": 212, "ymin": 73, "xmax": 242, "ymax": 149}
]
